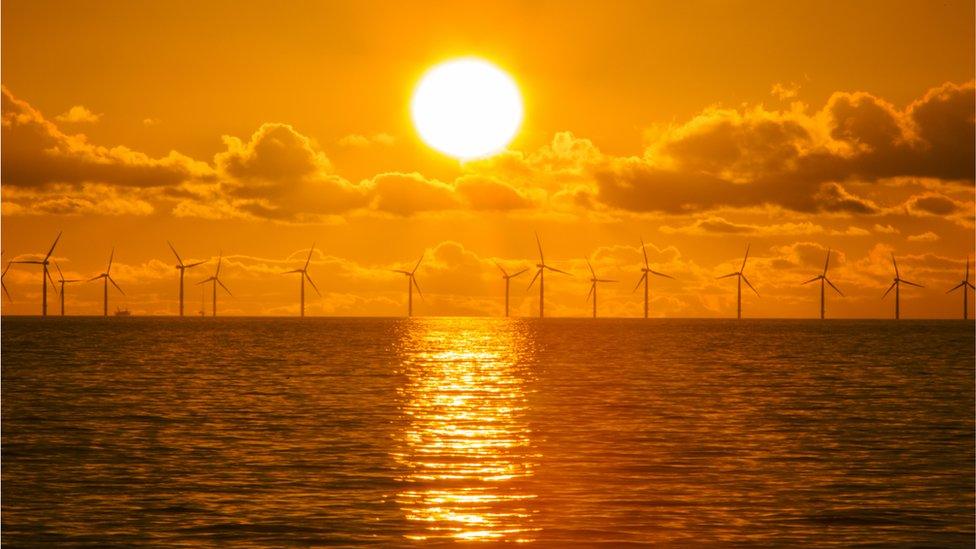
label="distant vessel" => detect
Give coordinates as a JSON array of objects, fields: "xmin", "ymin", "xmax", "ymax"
[{"xmin": 114, "ymin": 306, "xmax": 131, "ymax": 317}]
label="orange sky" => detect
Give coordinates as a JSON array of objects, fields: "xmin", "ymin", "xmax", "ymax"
[{"xmin": 2, "ymin": 0, "xmax": 974, "ymax": 318}]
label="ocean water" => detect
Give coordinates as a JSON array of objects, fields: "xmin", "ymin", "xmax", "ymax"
[{"xmin": 2, "ymin": 317, "xmax": 973, "ymax": 546}]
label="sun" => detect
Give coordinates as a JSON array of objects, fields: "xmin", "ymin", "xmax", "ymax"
[{"xmin": 411, "ymin": 58, "xmax": 523, "ymax": 160}]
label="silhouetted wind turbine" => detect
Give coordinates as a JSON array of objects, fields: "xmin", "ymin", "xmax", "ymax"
[
  {"xmin": 54, "ymin": 262, "xmax": 82, "ymax": 316},
  {"xmin": 495, "ymin": 261, "xmax": 527, "ymax": 317},
  {"xmin": 633, "ymin": 237, "xmax": 673, "ymax": 318},
  {"xmin": 2, "ymin": 261, "xmax": 12, "ymax": 302},
  {"xmin": 882, "ymin": 253, "xmax": 922, "ymax": 320},
  {"xmin": 14, "ymin": 231, "xmax": 61, "ymax": 316},
  {"xmin": 168, "ymin": 241, "xmax": 207, "ymax": 317},
  {"xmin": 88, "ymin": 248, "xmax": 124, "ymax": 317},
  {"xmin": 527, "ymin": 233, "xmax": 570, "ymax": 318},
  {"xmin": 717, "ymin": 244, "xmax": 759, "ymax": 319},
  {"xmin": 197, "ymin": 252, "xmax": 232, "ymax": 317},
  {"xmin": 946, "ymin": 257, "xmax": 974, "ymax": 320},
  {"xmin": 802, "ymin": 249, "xmax": 843, "ymax": 319},
  {"xmin": 284, "ymin": 244, "xmax": 321, "ymax": 317},
  {"xmin": 586, "ymin": 259, "xmax": 616, "ymax": 318},
  {"xmin": 393, "ymin": 255, "xmax": 423, "ymax": 317}
]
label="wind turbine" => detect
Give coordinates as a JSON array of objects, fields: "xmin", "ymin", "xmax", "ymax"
[
  {"xmin": 283, "ymin": 244, "xmax": 321, "ymax": 317},
  {"xmin": 392, "ymin": 255, "xmax": 423, "ymax": 317},
  {"xmin": 14, "ymin": 231, "xmax": 61, "ymax": 316},
  {"xmin": 882, "ymin": 253, "xmax": 922, "ymax": 320},
  {"xmin": 527, "ymin": 233, "xmax": 570, "ymax": 318},
  {"xmin": 494, "ymin": 262, "xmax": 527, "ymax": 317},
  {"xmin": 586, "ymin": 259, "xmax": 616, "ymax": 318},
  {"xmin": 946, "ymin": 257, "xmax": 974, "ymax": 320},
  {"xmin": 717, "ymin": 244, "xmax": 759, "ymax": 319},
  {"xmin": 2, "ymin": 261, "xmax": 12, "ymax": 302},
  {"xmin": 54, "ymin": 262, "xmax": 82, "ymax": 316},
  {"xmin": 633, "ymin": 237, "xmax": 673, "ymax": 318},
  {"xmin": 168, "ymin": 241, "xmax": 207, "ymax": 317},
  {"xmin": 197, "ymin": 252, "xmax": 232, "ymax": 317},
  {"xmin": 88, "ymin": 248, "xmax": 124, "ymax": 316},
  {"xmin": 801, "ymin": 249, "xmax": 843, "ymax": 319}
]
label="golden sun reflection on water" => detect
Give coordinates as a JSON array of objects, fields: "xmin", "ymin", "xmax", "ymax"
[{"xmin": 393, "ymin": 319, "xmax": 538, "ymax": 542}]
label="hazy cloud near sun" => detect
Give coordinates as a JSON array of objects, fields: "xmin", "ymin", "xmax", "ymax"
[
  {"xmin": 55, "ymin": 105, "xmax": 101, "ymax": 124},
  {"xmin": 2, "ymin": 81, "xmax": 973, "ymax": 223}
]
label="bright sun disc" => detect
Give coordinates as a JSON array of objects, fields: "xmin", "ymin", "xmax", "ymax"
[{"xmin": 411, "ymin": 58, "xmax": 523, "ymax": 160}]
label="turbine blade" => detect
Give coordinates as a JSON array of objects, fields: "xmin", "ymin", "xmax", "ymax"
[
  {"xmin": 527, "ymin": 268, "xmax": 541, "ymax": 290},
  {"xmin": 586, "ymin": 282, "xmax": 594, "ymax": 302},
  {"xmin": 633, "ymin": 272, "xmax": 647, "ymax": 292},
  {"xmin": 2, "ymin": 282, "xmax": 10, "ymax": 302},
  {"xmin": 947, "ymin": 282, "xmax": 964, "ymax": 293},
  {"xmin": 494, "ymin": 261, "xmax": 508, "ymax": 277},
  {"xmin": 587, "ymin": 259, "xmax": 595, "ymax": 278},
  {"xmin": 900, "ymin": 279, "xmax": 923, "ymax": 288},
  {"xmin": 216, "ymin": 252, "xmax": 223, "ymax": 277},
  {"xmin": 412, "ymin": 276, "xmax": 423, "ymax": 299},
  {"xmin": 305, "ymin": 243, "xmax": 315, "ymax": 270},
  {"xmin": 882, "ymin": 281, "xmax": 897, "ymax": 299},
  {"xmin": 45, "ymin": 231, "xmax": 62, "ymax": 261},
  {"xmin": 967, "ymin": 257, "xmax": 971, "ymax": 283},
  {"xmin": 825, "ymin": 277, "xmax": 844, "ymax": 296},
  {"xmin": 823, "ymin": 249, "xmax": 831, "ymax": 275},
  {"xmin": 305, "ymin": 272, "xmax": 322, "ymax": 296},
  {"xmin": 535, "ymin": 232, "xmax": 544, "ymax": 263},
  {"xmin": 217, "ymin": 278, "xmax": 233, "ymax": 296},
  {"xmin": 391, "ymin": 269, "xmax": 411, "ymax": 275},
  {"xmin": 411, "ymin": 254, "xmax": 423, "ymax": 275},
  {"xmin": 801, "ymin": 276, "xmax": 820, "ymax": 285},
  {"xmin": 184, "ymin": 260, "xmax": 206, "ymax": 269},
  {"xmin": 107, "ymin": 247, "xmax": 115, "ymax": 273},
  {"xmin": 2, "ymin": 261, "xmax": 10, "ymax": 277},
  {"xmin": 546, "ymin": 265, "xmax": 571, "ymax": 275},
  {"xmin": 640, "ymin": 237, "xmax": 649, "ymax": 269},
  {"xmin": 741, "ymin": 274, "xmax": 759, "ymax": 296},
  {"xmin": 716, "ymin": 272, "xmax": 738, "ymax": 279},
  {"xmin": 968, "ymin": 282, "xmax": 975, "ymax": 290},
  {"xmin": 55, "ymin": 261, "xmax": 65, "ymax": 281},
  {"xmin": 108, "ymin": 276, "xmax": 125, "ymax": 295},
  {"xmin": 88, "ymin": 274, "xmax": 105, "ymax": 282},
  {"xmin": 196, "ymin": 277, "xmax": 213, "ymax": 285},
  {"xmin": 741, "ymin": 243, "xmax": 750, "ymax": 271},
  {"xmin": 46, "ymin": 268, "xmax": 59, "ymax": 295},
  {"xmin": 510, "ymin": 268, "xmax": 528, "ymax": 278},
  {"xmin": 282, "ymin": 269, "xmax": 303, "ymax": 274},
  {"xmin": 648, "ymin": 269, "xmax": 674, "ymax": 279},
  {"xmin": 597, "ymin": 279, "xmax": 617, "ymax": 283},
  {"xmin": 167, "ymin": 240, "xmax": 184, "ymax": 266},
  {"xmin": 891, "ymin": 253, "xmax": 899, "ymax": 278}
]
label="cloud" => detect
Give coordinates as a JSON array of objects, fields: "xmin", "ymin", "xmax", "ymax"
[
  {"xmin": 771, "ymin": 82, "xmax": 801, "ymax": 100},
  {"xmin": 1, "ymin": 87, "xmax": 212, "ymax": 189},
  {"xmin": 142, "ymin": 117, "xmax": 161, "ymax": 126},
  {"xmin": 907, "ymin": 231, "xmax": 940, "ymax": 242},
  {"xmin": 873, "ymin": 223, "xmax": 900, "ymax": 234},
  {"xmin": 660, "ymin": 216, "xmax": 826, "ymax": 236},
  {"xmin": 338, "ymin": 133, "xmax": 395, "ymax": 147},
  {"xmin": 366, "ymin": 172, "xmax": 459, "ymax": 215},
  {"xmin": 1, "ymin": 184, "xmax": 154, "ymax": 216},
  {"xmin": 905, "ymin": 192, "xmax": 966, "ymax": 216},
  {"xmin": 55, "ymin": 105, "xmax": 101, "ymax": 123},
  {"xmin": 594, "ymin": 81, "xmax": 974, "ymax": 215}
]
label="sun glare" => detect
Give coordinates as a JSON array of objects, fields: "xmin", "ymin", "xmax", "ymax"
[{"xmin": 411, "ymin": 58, "xmax": 523, "ymax": 160}]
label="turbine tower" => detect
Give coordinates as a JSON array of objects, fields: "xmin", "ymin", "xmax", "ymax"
[
  {"xmin": 88, "ymin": 248, "xmax": 124, "ymax": 317},
  {"xmin": 54, "ymin": 262, "xmax": 82, "ymax": 316},
  {"xmin": 946, "ymin": 257, "xmax": 974, "ymax": 320},
  {"xmin": 717, "ymin": 244, "xmax": 759, "ymax": 319},
  {"xmin": 197, "ymin": 252, "xmax": 232, "ymax": 317},
  {"xmin": 882, "ymin": 253, "xmax": 922, "ymax": 320},
  {"xmin": 527, "ymin": 233, "xmax": 570, "ymax": 318},
  {"xmin": 586, "ymin": 259, "xmax": 616, "ymax": 318},
  {"xmin": 633, "ymin": 237, "xmax": 673, "ymax": 318},
  {"xmin": 801, "ymin": 249, "xmax": 843, "ymax": 319},
  {"xmin": 494, "ymin": 262, "xmax": 527, "ymax": 317},
  {"xmin": 393, "ymin": 255, "xmax": 423, "ymax": 317},
  {"xmin": 284, "ymin": 244, "xmax": 321, "ymax": 317},
  {"xmin": 168, "ymin": 241, "xmax": 206, "ymax": 317},
  {"xmin": 14, "ymin": 231, "xmax": 62, "ymax": 316}
]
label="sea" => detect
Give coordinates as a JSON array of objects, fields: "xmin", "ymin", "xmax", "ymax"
[{"xmin": 2, "ymin": 317, "xmax": 974, "ymax": 546}]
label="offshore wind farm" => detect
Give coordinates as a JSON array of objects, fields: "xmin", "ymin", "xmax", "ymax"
[{"xmin": 1, "ymin": 2, "xmax": 974, "ymax": 547}]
